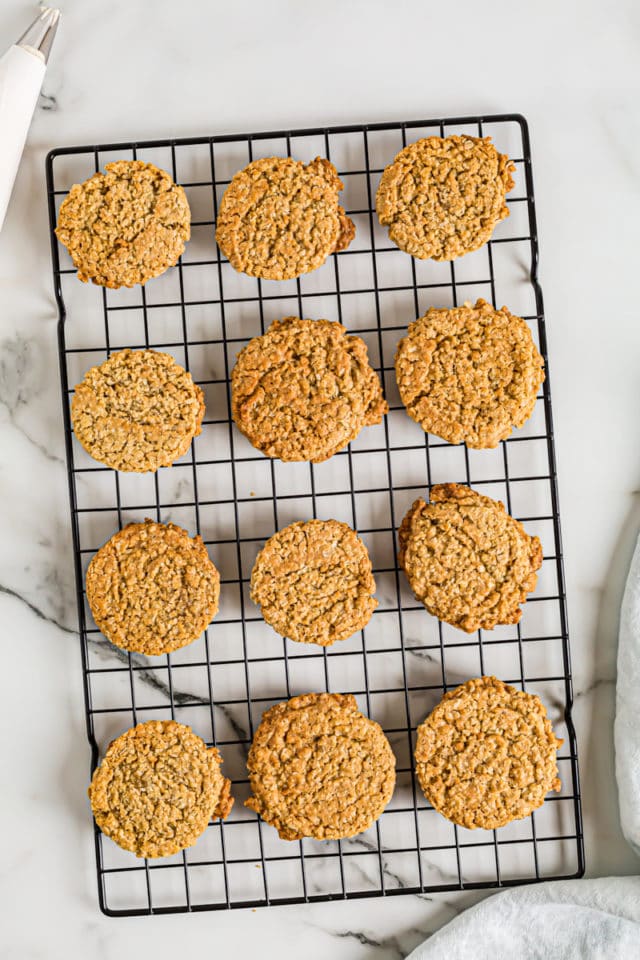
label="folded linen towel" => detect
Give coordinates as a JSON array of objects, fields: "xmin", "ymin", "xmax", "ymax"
[
  {"xmin": 405, "ymin": 877, "xmax": 640, "ymax": 959},
  {"xmin": 616, "ymin": 532, "xmax": 640, "ymax": 856}
]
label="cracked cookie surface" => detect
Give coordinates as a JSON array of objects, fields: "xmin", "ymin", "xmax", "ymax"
[
  {"xmin": 86, "ymin": 519, "xmax": 220, "ymax": 656},
  {"xmin": 395, "ymin": 299, "xmax": 545, "ymax": 448},
  {"xmin": 88, "ymin": 720, "xmax": 233, "ymax": 857},
  {"xmin": 231, "ymin": 317, "xmax": 387, "ymax": 462},
  {"xmin": 251, "ymin": 519, "xmax": 377, "ymax": 645},
  {"xmin": 398, "ymin": 484, "xmax": 542, "ymax": 632},
  {"xmin": 376, "ymin": 136, "xmax": 514, "ymax": 260},
  {"xmin": 215, "ymin": 156, "xmax": 354, "ymax": 279},
  {"xmin": 56, "ymin": 160, "xmax": 190, "ymax": 288},
  {"xmin": 415, "ymin": 676, "xmax": 562, "ymax": 829},
  {"xmin": 71, "ymin": 349, "xmax": 205, "ymax": 472},
  {"xmin": 245, "ymin": 693, "xmax": 396, "ymax": 840}
]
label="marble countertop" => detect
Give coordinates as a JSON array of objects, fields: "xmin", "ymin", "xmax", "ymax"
[{"xmin": 1, "ymin": 1, "xmax": 638, "ymax": 957}]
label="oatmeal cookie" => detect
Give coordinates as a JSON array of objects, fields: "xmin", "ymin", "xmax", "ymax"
[
  {"xmin": 376, "ymin": 136, "xmax": 515, "ymax": 260},
  {"xmin": 71, "ymin": 349, "xmax": 205, "ymax": 472},
  {"xmin": 245, "ymin": 693, "xmax": 395, "ymax": 840},
  {"xmin": 86, "ymin": 519, "xmax": 220, "ymax": 656},
  {"xmin": 88, "ymin": 720, "xmax": 233, "ymax": 857},
  {"xmin": 395, "ymin": 299, "xmax": 544, "ymax": 448},
  {"xmin": 398, "ymin": 484, "xmax": 542, "ymax": 632},
  {"xmin": 55, "ymin": 160, "xmax": 190, "ymax": 288},
  {"xmin": 215, "ymin": 156, "xmax": 354, "ymax": 279},
  {"xmin": 251, "ymin": 519, "xmax": 377, "ymax": 646},
  {"xmin": 231, "ymin": 317, "xmax": 387, "ymax": 462},
  {"xmin": 415, "ymin": 676, "xmax": 562, "ymax": 829}
]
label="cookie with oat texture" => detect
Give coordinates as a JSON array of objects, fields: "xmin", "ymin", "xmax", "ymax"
[
  {"xmin": 415, "ymin": 676, "xmax": 562, "ymax": 829},
  {"xmin": 56, "ymin": 160, "xmax": 190, "ymax": 288},
  {"xmin": 88, "ymin": 720, "xmax": 233, "ymax": 858},
  {"xmin": 376, "ymin": 136, "xmax": 514, "ymax": 260},
  {"xmin": 231, "ymin": 317, "xmax": 387, "ymax": 462},
  {"xmin": 71, "ymin": 349, "xmax": 205, "ymax": 472},
  {"xmin": 245, "ymin": 693, "xmax": 395, "ymax": 840},
  {"xmin": 215, "ymin": 156, "xmax": 354, "ymax": 279},
  {"xmin": 250, "ymin": 519, "xmax": 377, "ymax": 646},
  {"xmin": 86, "ymin": 519, "xmax": 220, "ymax": 656},
  {"xmin": 398, "ymin": 483, "xmax": 542, "ymax": 632},
  {"xmin": 394, "ymin": 299, "xmax": 544, "ymax": 448}
]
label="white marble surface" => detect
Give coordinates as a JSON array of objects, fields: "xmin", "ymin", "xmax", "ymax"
[{"xmin": 0, "ymin": 0, "xmax": 638, "ymax": 957}]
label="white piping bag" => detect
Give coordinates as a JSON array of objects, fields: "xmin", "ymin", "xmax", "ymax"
[{"xmin": 0, "ymin": 7, "xmax": 60, "ymax": 231}]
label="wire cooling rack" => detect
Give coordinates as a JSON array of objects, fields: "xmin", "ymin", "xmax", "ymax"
[{"xmin": 46, "ymin": 113, "xmax": 584, "ymax": 917}]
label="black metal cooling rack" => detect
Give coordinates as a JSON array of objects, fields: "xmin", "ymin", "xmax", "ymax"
[{"xmin": 46, "ymin": 113, "xmax": 584, "ymax": 917}]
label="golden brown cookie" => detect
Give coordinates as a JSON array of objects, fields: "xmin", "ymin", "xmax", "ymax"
[
  {"xmin": 231, "ymin": 317, "xmax": 387, "ymax": 462},
  {"xmin": 215, "ymin": 156, "xmax": 354, "ymax": 280},
  {"xmin": 415, "ymin": 676, "xmax": 562, "ymax": 829},
  {"xmin": 250, "ymin": 519, "xmax": 377, "ymax": 646},
  {"xmin": 398, "ymin": 484, "xmax": 542, "ymax": 632},
  {"xmin": 245, "ymin": 693, "xmax": 395, "ymax": 840},
  {"xmin": 395, "ymin": 299, "xmax": 545, "ymax": 448},
  {"xmin": 88, "ymin": 720, "xmax": 233, "ymax": 857},
  {"xmin": 56, "ymin": 160, "xmax": 190, "ymax": 288},
  {"xmin": 86, "ymin": 520, "xmax": 220, "ymax": 656},
  {"xmin": 376, "ymin": 136, "xmax": 515, "ymax": 260},
  {"xmin": 71, "ymin": 349, "xmax": 205, "ymax": 472}
]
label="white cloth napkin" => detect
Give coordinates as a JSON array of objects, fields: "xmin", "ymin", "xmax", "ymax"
[
  {"xmin": 406, "ymin": 534, "xmax": 640, "ymax": 959},
  {"xmin": 616, "ymin": 533, "xmax": 640, "ymax": 856},
  {"xmin": 405, "ymin": 877, "xmax": 640, "ymax": 959}
]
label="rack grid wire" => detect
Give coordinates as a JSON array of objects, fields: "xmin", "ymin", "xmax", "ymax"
[{"xmin": 46, "ymin": 113, "xmax": 584, "ymax": 917}]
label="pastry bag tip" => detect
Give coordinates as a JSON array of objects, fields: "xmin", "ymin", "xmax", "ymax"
[{"xmin": 17, "ymin": 7, "xmax": 61, "ymax": 64}]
